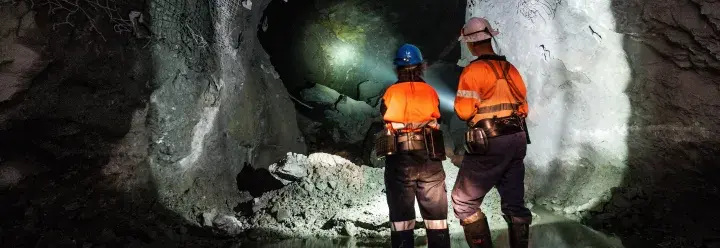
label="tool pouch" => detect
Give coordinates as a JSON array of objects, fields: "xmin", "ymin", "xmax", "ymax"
[
  {"xmin": 465, "ymin": 127, "xmax": 489, "ymax": 155},
  {"xmin": 374, "ymin": 129, "xmax": 397, "ymax": 158},
  {"xmin": 423, "ymin": 128, "xmax": 446, "ymax": 161}
]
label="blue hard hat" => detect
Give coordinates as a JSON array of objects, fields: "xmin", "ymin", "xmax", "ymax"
[{"xmin": 393, "ymin": 44, "xmax": 423, "ymax": 66}]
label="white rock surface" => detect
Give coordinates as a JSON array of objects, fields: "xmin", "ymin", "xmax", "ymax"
[{"xmin": 463, "ymin": 0, "xmax": 631, "ymax": 217}]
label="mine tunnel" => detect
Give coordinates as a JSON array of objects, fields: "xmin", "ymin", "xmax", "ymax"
[{"xmin": 1, "ymin": 0, "xmax": 719, "ymax": 247}]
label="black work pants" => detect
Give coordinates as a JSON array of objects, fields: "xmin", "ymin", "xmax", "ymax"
[
  {"xmin": 451, "ymin": 131, "xmax": 532, "ymax": 221},
  {"xmin": 384, "ymin": 150, "xmax": 448, "ymax": 223}
]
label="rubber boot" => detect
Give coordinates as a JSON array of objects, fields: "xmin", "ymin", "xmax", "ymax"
[
  {"xmin": 426, "ymin": 228, "xmax": 451, "ymax": 248},
  {"xmin": 391, "ymin": 230, "xmax": 415, "ymax": 248},
  {"xmin": 503, "ymin": 215, "xmax": 531, "ymax": 248},
  {"xmin": 462, "ymin": 217, "xmax": 493, "ymax": 248}
]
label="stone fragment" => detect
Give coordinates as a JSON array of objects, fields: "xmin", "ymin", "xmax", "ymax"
[
  {"xmin": 212, "ymin": 215, "xmax": 244, "ymax": 236},
  {"xmin": 275, "ymin": 209, "xmax": 290, "ymax": 222},
  {"xmin": 342, "ymin": 222, "xmax": 356, "ymax": 236},
  {"xmin": 202, "ymin": 208, "xmax": 218, "ymax": 227}
]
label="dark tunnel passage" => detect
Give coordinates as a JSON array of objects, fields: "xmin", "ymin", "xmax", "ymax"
[{"xmin": 258, "ymin": 0, "xmax": 467, "ymax": 165}]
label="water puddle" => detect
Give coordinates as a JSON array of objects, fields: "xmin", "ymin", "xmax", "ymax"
[{"xmin": 243, "ymin": 208, "xmax": 624, "ymax": 248}]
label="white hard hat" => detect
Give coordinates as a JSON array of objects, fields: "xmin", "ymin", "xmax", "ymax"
[{"xmin": 459, "ymin": 17, "xmax": 499, "ymax": 43}]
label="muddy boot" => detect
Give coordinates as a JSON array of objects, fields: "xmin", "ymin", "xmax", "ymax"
[
  {"xmin": 391, "ymin": 230, "xmax": 415, "ymax": 248},
  {"xmin": 461, "ymin": 215, "xmax": 493, "ymax": 248},
  {"xmin": 503, "ymin": 215, "xmax": 531, "ymax": 248},
  {"xmin": 426, "ymin": 228, "xmax": 450, "ymax": 248}
]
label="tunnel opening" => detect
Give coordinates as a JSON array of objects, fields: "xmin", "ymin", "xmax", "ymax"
[{"xmin": 257, "ymin": 0, "xmax": 467, "ymax": 165}]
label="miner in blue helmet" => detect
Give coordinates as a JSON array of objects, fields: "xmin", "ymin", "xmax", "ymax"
[
  {"xmin": 375, "ymin": 43, "xmax": 450, "ymax": 248},
  {"xmin": 393, "ymin": 43, "xmax": 424, "ymax": 66}
]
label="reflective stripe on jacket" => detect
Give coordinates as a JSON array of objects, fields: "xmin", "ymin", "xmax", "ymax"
[
  {"xmin": 381, "ymin": 81, "xmax": 441, "ymax": 126},
  {"xmin": 454, "ymin": 55, "xmax": 528, "ymax": 121}
]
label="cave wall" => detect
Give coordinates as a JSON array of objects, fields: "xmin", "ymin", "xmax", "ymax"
[
  {"xmin": 146, "ymin": 0, "xmax": 306, "ymax": 225},
  {"xmin": 0, "ymin": 0, "xmax": 160, "ymax": 245},
  {"xmin": 261, "ymin": 0, "xmax": 466, "ymax": 98},
  {"xmin": 1, "ymin": 0, "xmax": 151, "ymax": 190},
  {"xmin": 1, "ymin": 0, "xmax": 308, "ymax": 236},
  {"xmin": 463, "ymin": 0, "xmax": 631, "ymax": 215},
  {"xmin": 464, "ymin": 0, "xmax": 720, "ymax": 245}
]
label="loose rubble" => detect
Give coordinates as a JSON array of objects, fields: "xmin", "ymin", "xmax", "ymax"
[{"xmin": 238, "ymin": 152, "xmax": 523, "ymax": 240}]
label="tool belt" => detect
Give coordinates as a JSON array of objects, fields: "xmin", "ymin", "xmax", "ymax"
[
  {"xmin": 396, "ymin": 132, "xmax": 426, "ymax": 151},
  {"xmin": 464, "ymin": 115, "xmax": 526, "ymax": 155},
  {"xmin": 474, "ymin": 115, "xmax": 525, "ymax": 138},
  {"xmin": 375, "ymin": 127, "xmax": 446, "ymax": 161}
]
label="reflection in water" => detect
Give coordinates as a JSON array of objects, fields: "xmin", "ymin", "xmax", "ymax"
[{"xmin": 243, "ymin": 209, "xmax": 624, "ymax": 248}]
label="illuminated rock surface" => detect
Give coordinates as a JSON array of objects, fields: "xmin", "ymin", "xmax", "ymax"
[{"xmin": 464, "ymin": 0, "xmax": 720, "ymax": 246}]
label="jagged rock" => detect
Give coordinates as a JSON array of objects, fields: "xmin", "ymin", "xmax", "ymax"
[
  {"xmin": 146, "ymin": 0, "xmax": 307, "ymax": 226},
  {"xmin": 212, "ymin": 215, "xmax": 244, "ymax": 236},
  {"xmin": 0, "ymin": 43, "xmax": 50, "ymax": 103},
  {"xmin": 202, "ymin": 209, "xmax": 218, "ymax": 227},
  {"xmin": 342, "ymin": 222, "xmax": 356, "ymax": 237},
  {"xmin": 357, "ymin": 80, "xmax": 386, "ymax": 107},
  {"xmin": 299, "ymin": 83, "xmax": 379, "ymax": 146},
  {"xmin": 268, "ymin": 153, "xmax": 309, "ymax": 184},
  {"xmin": 275, "ymin": 209, "xmax": 290, "ymax": 222}
]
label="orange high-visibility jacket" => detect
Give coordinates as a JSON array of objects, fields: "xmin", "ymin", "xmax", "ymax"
[
  {"xmin": 454, "ymin": 56, "xmax": 528, "ymax": 122},
  {"xmin": 381, "ymin": 82, "xmax": 441, "ymax": 125}
]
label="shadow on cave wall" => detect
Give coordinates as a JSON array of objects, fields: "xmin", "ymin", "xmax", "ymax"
[
  {"xmin": 581, "ymin": 1, "xmax": 720, "ymax": 247},
  {"xmin": 0, "ymin": 1, "xmax": 248, "ymax": 246}
]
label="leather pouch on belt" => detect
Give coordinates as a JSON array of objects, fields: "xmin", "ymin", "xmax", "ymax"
[
  {"xmin": 423, "ymin": 127, "xmax": 446, "ymax": 161},
  {"xmin": 465, "ymin": 127, "xmax": 489, "ymax": 155},
  {"xmin": 374, "ymin": 129, "xmax": 397, "ymax": 158}
]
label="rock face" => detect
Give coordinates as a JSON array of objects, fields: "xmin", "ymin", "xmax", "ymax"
[
  {"xmin": 464, "ymin": 0, "xmax": 631, "ymax": 216},
  {"xmin": 1, "ymin": 0, "xmax": 306, "ymax": 244},
  {"xmin": 466, "ymin": 0, "xmax": 720, "ymax": 246},
  {"xmin": 0, "ymin": 1, "xmax": 48, "ymax": 103},
  {"xmin": 146, "ymin": 0, "xmax": 306, "ymax": 224}
]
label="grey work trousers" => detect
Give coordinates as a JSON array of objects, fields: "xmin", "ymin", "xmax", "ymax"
[{"xmin": 451, "ymin": 131, "xmax": 532, "ymax": 221}]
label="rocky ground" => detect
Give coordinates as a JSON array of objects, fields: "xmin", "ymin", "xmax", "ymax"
[{"xmin": 231, "ymin": 152, "xmax": 540, "ymax": 242}]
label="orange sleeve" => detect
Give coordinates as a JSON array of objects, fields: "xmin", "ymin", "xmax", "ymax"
[
  {"xmin": 508, "ymin": 65, "xmax": 529, "ymax": 116},
  {"xmin": 454, "ymin": 66, "xmax": 481, "ymax": 121},
  {"xmin": 380, "ymin": 86, "xmax": 393, "ymax": 121},
  {"xmin": 430, "ymin": 88, "xmax": 441, "ymax": 119}
]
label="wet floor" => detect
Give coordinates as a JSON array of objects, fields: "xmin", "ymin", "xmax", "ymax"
[{"xmin": 244, "ymin": 209, "xmax": 625, "ymax": 248}]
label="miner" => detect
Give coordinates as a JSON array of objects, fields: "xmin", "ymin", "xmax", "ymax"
[
  {"xmin": 451, "ymin": 17, "xmax": 533, "ymax": 248},
  {"xmin": 375, "ymin": 43, "xmax": 450, "ymax": 248}
]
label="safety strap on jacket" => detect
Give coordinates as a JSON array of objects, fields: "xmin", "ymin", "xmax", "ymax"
[
  {"xmin": 474, "ymin": 60, "xmax": 525, "ymax": 114},
  {"xmin": 476, "ymin": 102, "xmax": 520, "ymax": 114}
]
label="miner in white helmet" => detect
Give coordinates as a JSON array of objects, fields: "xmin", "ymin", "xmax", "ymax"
[{"xmin": 451, "ymin": 17, "xmax": 532, "ymax": 248}]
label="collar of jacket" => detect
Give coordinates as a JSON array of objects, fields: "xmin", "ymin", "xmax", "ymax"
[
  {"xmin": 472, "ymin": 54, "xmax": 507, "ymax": 62},
  {"xmin": 395, "ymin": 79, "xmax": 426, "ymax": 84}
]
